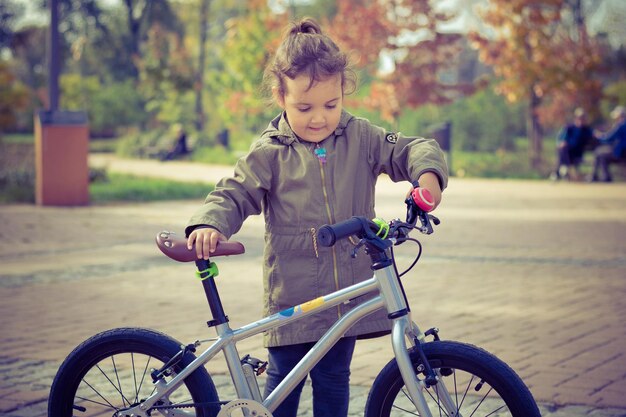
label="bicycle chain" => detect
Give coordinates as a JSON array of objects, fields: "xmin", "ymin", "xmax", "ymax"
[
  {"xmin": 139, "ymin": 399, "xmax": 271, "ymax": 416},
  {"xmin": 115, "ymin": 400, "xmax": 227, "ymax": 415},
  {"xmin": 149, "ymin": 400, "xmax": 227, "ymax": 410}
]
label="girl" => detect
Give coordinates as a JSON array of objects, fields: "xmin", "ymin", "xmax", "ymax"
[{"xmin": 186, "ymin": 17, "xmax": 448, "ymax": 417}]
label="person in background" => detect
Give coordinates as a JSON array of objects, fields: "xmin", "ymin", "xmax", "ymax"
[
  {"xmin": 162, "ymin": 124, "xmax": 189, "ymax": 161},
  {"xmin": 591, "ymin": 105, "xmax": 626, "ymax": 182},
  {"xmin": 550, "ymin": 108, "xmax": 594, "ymax": 181}
]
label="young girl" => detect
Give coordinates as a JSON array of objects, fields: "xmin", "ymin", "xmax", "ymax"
[{"xmin": 186, "ymin": 17, "xmax": 448, "ymax": 417}]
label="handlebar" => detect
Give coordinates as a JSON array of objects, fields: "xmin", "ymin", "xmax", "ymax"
[
  {"xmin": 318, "ymin": 217, "xmax": 376, "ymax": 247},
  {"xmin": 317, "ymin": 187, "xmax": 440, "ymax": 248}
]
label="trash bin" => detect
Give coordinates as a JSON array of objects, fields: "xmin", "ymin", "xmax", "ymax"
[{"xmin": 35, "ymin": 110, "xmax": 89, "ymax": 206}]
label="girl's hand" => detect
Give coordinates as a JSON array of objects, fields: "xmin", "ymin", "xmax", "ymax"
[
  {"xmin": 187, "ymin": 227, "xmax": 227, "ymax": 259},
  {"xmin": 409, "ymin": 172, "xmax": 442, "ymax": 209}
]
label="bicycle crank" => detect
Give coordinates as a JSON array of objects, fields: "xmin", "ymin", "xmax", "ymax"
[{"xmin": 217, "ymin": 399, "xmax": 273, "ymax": 417}]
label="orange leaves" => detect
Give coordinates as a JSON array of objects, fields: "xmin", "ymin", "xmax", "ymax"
[
  {"xmin": 362, "ymin": 81, "xmax": 401, "ymax": 124},
  {"xmin": 331, "ymin": 0, "xmax": 467, "ymax": 122},
  {"xmin": 328, "ymin": 0, "xmax": 394, "ymax": 68},
  {"xmin": 471, "ymin": 0, "xmax": 604, "ymax": 128}
]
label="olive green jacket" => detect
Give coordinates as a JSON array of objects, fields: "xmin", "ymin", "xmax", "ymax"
[{"xmin": 186, "ymin": 111, "xmax": 448, "ymax": 347}]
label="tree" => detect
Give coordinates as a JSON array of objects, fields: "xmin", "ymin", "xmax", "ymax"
[
  {"xmin": 329, "ymin": 0, "xmax": 471, "ymax": 124},
  {"xmin": 42, "ymin": 0, "xmax": 183, "ymax": 82},
  {"xmin": 0, "ymin": 61, "xmax": 29, "ymax": 133},
  {"xmin": 0, "ymin": 0, "xmax": 25, "ymax": 50},
  {"xmin": 7, "ymin": 25, "xmax": 47, "ymax": 129},
  {"xmin": 136, "ymin": 22, "xmax": 195, "ymax": 127},
  {"xmin": 210, "ymin": 0, "xmax": 285, "ymax": 132},
  {"xmin": 469, "ymin": 0, "xmax": 604, "ymax": 169},
  {"xmin": 195, "ymin": 0, "xmax": 210, "ymax": 132},
  {"xmin": 121, "ymin": 0, "xmax": 184, "ymax": 80}
]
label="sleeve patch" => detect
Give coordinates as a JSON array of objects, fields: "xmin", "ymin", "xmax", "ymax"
[{"xmin": 385, "ymin": 132, "xmax": 398, "ymax": 144}]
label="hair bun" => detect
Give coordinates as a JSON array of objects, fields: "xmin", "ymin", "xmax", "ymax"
[{"xmin": 294, "ymin": 17, "xmax": 322, "ymax": 35}]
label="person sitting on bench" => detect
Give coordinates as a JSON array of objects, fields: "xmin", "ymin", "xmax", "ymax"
[
  {"xmin": 162, "ymin": 125, "xmax": 189, "ymax": 161},
  {"xmin": 591, "ymin": 106, "xmax": 626, "ymax": 182},
  {"xmin": 551, "ymin": 108, "xmax": 594, "ymax": 181}
]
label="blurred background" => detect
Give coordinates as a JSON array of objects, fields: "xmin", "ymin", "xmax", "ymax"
[{"xmin": 1, "ymin": 0, "xmax": 626, "ymax": 200}]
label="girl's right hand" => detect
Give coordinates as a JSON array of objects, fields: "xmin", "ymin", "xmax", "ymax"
[{"xmin": 187, "ymin": 227, "xmax": 227, "ymax": 259}]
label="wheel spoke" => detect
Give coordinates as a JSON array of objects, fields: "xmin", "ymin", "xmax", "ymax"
[
  {"xmin": 458, "ymin": 374, "xmax": 475, "ymax": 410},
  {"xmin": 137, "ymin": 355, "xmax": 153, "ymax": 401},
  {"xmin": 75, "ymin": 394, "xmax": 118, "ymax": 410},
  {"xmin": 80, "ymin": 377, "xmax": 118, "ymax": 411},
  {"xmin": 484, "ymin": 404, "xmax": 507, "ymax": 417},
  {"xmin": 452, "ymin": 370, "xmax": 459, "ymax": 411},
  {"xmin": 131, "ymin": 352, "xmax": 139, "ymax": 404},
  {"xmin": 423, "ymin": 384, "xmax": 450, "ymax": 417},
  {"xmin": 393, "ymin": 389, "xmax": 420, "ymax": 416},
  {"xmin": 468, "ymin": 385, "xmax": 501, "ymax": 417},
  {"xmin": 432, "ymin": 384, "xmax": 444, "ymax": 417},
  {"xmin": 111, "ymin": 355, "xmax": 130, "ymax": 407},
  {"xmin": 95, "ymin": 362, "xmax": 133, "ymax": 406}
]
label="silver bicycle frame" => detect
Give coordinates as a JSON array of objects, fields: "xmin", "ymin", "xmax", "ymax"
[{"xmin": 132, "ymin": 261, "xmax": 456, "ymax": 417}]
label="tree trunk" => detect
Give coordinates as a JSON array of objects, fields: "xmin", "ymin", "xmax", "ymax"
[
  {"xmin": 123, "ymin": 0, "xmax": 147, "ymax": 81},
  {"xmin": 195, "ymin": 0, "xmax": 209, "ymax": 132},
  {"xmin": 527, "ymin": 86, "xmax": 544, "ymax": 169}
]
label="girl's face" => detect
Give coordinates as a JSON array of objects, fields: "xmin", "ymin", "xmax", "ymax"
[{"xmin": 277, "ymin": 73, "xmax": 343, "ymax": 143}]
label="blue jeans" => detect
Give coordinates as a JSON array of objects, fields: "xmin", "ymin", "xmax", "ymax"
[{"xmin": 263, "ymin": 337, "xmax": 357, "ymax": 417}]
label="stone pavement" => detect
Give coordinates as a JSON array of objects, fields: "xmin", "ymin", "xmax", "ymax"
[{"xmin": 1, "ymin": 155, "xmax": 626, "ymax": 416}]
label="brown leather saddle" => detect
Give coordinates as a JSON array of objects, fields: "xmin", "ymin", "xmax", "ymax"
[{"xmin": 155, "ymin": 231, "xmax": 245, "ymax": 262}]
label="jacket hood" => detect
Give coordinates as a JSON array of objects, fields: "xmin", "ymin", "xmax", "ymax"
[{"xmin": 261, "ymin": 110, "xmax": 354, "ymax": 146}]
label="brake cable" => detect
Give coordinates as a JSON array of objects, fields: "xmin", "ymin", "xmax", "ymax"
[{"xmin": 391, "ymin": 235, "xmax": 423, "ymax": 278}]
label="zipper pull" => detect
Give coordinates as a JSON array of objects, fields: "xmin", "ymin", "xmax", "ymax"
[
  {"xmin": 314, "ymin": 144, "xmax": 327, "ymax": 164},
  {"xmin": 310, "ymin": 228, "xmax": 319, "ymax": 258}
]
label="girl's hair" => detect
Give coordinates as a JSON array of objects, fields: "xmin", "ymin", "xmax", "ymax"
[{"xmin": 263, "ymin": 17, "xmax": 356, "ymax": 99}]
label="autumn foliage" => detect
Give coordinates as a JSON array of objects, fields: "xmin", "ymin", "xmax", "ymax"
[
  {"xmin": 329, "ymin": 0, "xmax": 471, "ymax": 123},
  {"xmin": 469, "ymin": 0, "xmax": 604, "ymax": 166}
]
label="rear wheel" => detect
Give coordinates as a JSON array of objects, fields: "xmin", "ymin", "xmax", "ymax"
[
  {"xmin": 48, "ymin": 327, "xmax": 220, "ymax": 417},
  {"xmin": 365, "ymin": 341, "xmax": 540, "ymax": 417}
]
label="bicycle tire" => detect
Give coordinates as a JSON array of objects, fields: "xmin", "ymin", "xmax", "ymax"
[
  {"xmin": 48, "ymin": 327, "xmax": 220, "ymax": 417},
  {"xmin": 365, "ymin": 340, "xmax": 540, "ymax": 417}
]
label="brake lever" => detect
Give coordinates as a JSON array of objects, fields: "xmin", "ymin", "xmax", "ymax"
[
  {"xmin": 417, "ymin": 212, "xmax": 434, "ymax": 235},
  {"xmin": 350, "ymin": 239, "xmax": 366, "ymax": 258},
  {"xmin": 405, "ymin": 197, "xmax": 419, "ymax": 226}
]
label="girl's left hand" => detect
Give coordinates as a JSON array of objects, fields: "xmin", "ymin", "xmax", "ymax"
[{"xmin": 407, "ymin": 172, "xmax": 442, "ymax": 210}]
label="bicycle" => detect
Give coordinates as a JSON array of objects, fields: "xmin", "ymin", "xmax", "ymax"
[{"xmin": 48, "ymin": 187, "xmax": 541, "ymax": 417}]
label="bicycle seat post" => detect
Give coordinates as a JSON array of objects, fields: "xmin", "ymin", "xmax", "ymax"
[{"xmin": 195, "ymin": 259, "xmax": 229, "ymax": 327}]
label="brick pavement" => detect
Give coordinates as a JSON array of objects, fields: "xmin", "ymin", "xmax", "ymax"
[{"xmin": 1, "ymin": 155, "xmax": 626, "ymax": 416}]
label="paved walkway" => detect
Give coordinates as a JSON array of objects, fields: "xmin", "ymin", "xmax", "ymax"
[{"xmin": 1, "ymin": 155, "xmax": 625, "ymax": 416}]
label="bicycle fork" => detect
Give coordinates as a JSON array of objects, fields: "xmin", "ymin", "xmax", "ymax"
[
  {"xmin": 392, "ymin": 317, "xmax": 460, "ymax": 417},
  {"xmin": 375, "ymin": 254, "xmax": 459, "ymax": 417}
]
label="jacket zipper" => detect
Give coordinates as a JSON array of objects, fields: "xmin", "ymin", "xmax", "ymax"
[{"xmin": 317, "ymin": 158, "xmax": 342, "ymax": 319}]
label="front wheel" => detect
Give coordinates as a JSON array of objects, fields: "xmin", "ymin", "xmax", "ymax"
[
  {"xmin": 365, "ymin": 340, "xmax": 540, "ymax": 417},
  {"xmin": 48, "ymin": 327, "xmax": 220, "ymax": 417}
]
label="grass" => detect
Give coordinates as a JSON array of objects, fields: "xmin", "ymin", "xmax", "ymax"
[
  {"xmin": 0, "ymin": 132, "xmax": 120, "ymax": 153},
  {"xmin": 0, "ymin": 172, "xmax": 212, "ymax": 204},
  {"xmin": 451, "ymin": 149, "xmax": 554, "ymax": 179},
  {"xmin": 90, "ymin": 174, "xmax": 212, "ymax": 203},
  {"xmin": 1, "ymin": 133, "xmax": 33, "ymax": 144}
]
